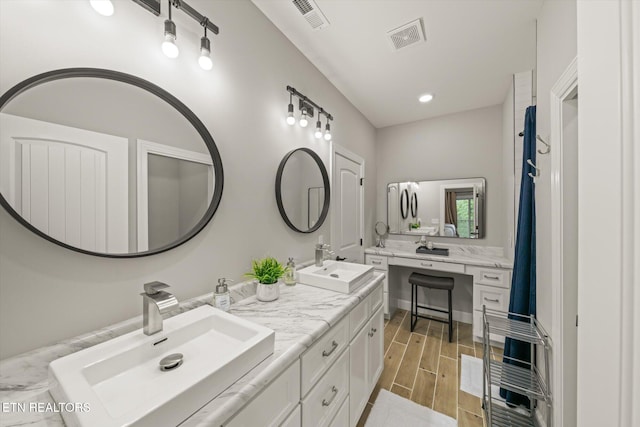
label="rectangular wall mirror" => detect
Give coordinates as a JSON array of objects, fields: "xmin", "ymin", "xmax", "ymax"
[{"xmin": 387, "ymin": 177, "xmax": 485, "ymax": 239}]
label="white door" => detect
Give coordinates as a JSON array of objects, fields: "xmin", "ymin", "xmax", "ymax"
[
  {"xmin": 0, "ymin": 113, "xmax": 128, "ymax": 253},
  {"xmin": 331, "ymin": 144, "xmax": 364, "ymax": 262}
]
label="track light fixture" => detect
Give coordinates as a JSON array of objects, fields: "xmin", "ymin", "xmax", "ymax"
[
  {"xmin": 129, "ymin": 0, "xmax": 220, "ymax": 68},
  {"xmin": 285, "ymin": 86, "xmax": 334, "ymax": 141},
  {"xmin": 198, "ymin": 24, "xmax": 213, "ymax": 70},
  {"xmin": 162, "ymin": 0, "xmax": 179, "ymax": 58}
]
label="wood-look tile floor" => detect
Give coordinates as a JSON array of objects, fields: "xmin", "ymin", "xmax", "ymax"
[{"xmin": 357, "ymin": 309, "xmax": 503, "ymax": 427}]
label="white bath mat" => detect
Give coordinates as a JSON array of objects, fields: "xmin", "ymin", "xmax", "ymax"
[
  {"xmin": 460, "ymin": 354, "xmax": 528, "ymax": 417},
  {"xmin": 366, "ymin": 389, "xmax": 457, "ymax": 427}
]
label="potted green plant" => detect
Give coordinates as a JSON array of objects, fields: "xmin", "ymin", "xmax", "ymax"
[{"xmin": 246, "ymin": 257, "xmax": 287, "ymax": 302}]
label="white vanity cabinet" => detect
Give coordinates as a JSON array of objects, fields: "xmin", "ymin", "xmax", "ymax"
[
  {"xmin": 224, "ymin": 280, "xmax": 385, "ymax": 427},
  {"xmin": 349, "ymin": 287, "xmax": 384, "ymax": 427},
  {"xmin": 365, "ymin": 255, "xmax": 391, "ymax": 317},
  {"xmin": 467, "ymin": 265, "xmax": 512, "ymax": 343}
]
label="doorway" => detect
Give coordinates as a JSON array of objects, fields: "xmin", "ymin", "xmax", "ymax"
[{"xmin": 550, "ymin": 58, "xmax": 578, "ymax": 427}]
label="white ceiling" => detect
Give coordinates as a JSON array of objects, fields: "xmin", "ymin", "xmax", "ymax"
[{"xmin": 252, "ymin": 0, "xmax": 541, "ymax": 128}]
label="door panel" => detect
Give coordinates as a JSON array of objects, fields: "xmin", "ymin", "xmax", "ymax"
[
  {"xmin": 332, "ymin": 145, "xmax": 364, "ymax": 262},
  {"xmin": 1, "ymin": 113, "xmax": 128, "ymax": 253}
]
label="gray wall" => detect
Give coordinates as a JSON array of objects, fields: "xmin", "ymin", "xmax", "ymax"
[
  {"xmin": 534, "ymin": 0, "xmax": 577, "ymax": 334},
  {"xmin": 0, "ymin": 0, "xmax": 376, "ymax": 358},
  {"xmin": 375, "ymin": 105, "xmax": 504, "ymax": 247}
]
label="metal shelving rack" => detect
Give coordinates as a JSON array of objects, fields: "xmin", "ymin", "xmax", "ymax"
[{"xmin": 482, "ymin": 306, "xmax": 552, "ymax": 427}]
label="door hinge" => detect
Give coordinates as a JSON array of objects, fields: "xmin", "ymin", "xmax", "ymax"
[
  {"xmin": 576, "ymin": 315, "xmax": 578, "ymax": 327},
  {"xmin": 360, "ymin": 238, "xmax": 363, "ymax": 246},
  {"xmin": 360, "ymin": 178, "xmax": 364, "ymax": 186}
]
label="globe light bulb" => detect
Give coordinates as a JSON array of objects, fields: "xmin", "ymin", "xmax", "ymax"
[
  {"xmin": 90, "ymin": 0, "xmax": 114, "ymax": 16},
  {"xmin": 324, "ymin": 123, "xmax": 332, "ymax": 141},
  {"xmin": 198, "ymin": 36, "xmax": 212, "ymax": 70},
  {"xmin": 299, "ymin": 110, "xmax": 308, "ymax": 128},
  {"xmin": 162, "ymin": 20, "xmax": 179, "ymax": 59},
  {"xmin": 286, "ymin": 104, "xmax": 295, "ymax": 125},
  {"xmin": 315, "ymin": 120, "xmax": 323, "ymax": 139}
]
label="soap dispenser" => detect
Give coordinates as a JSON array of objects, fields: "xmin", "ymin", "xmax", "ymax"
[
  {"xmin": 213, "ymin": 278, "xmax": 231, "ymax": 312},
  {"xmin": 283, "ymin": 257, "xmax": 297, "ymax": 286}
]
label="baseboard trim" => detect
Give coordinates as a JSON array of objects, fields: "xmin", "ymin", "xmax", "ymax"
[{"xmin": 395, "ymin": 298, "xmax": 473, "ymax": 324}]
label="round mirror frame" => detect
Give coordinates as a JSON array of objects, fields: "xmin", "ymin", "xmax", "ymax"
[
  {"xmin": 0, "ymin": 68, "xmax": 224, "ymax": 258},
  {"xmin": 275, "ymin": 147, "xmax": 330, "ymax": 233}
]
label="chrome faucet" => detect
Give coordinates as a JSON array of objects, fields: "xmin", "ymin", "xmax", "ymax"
[
  {"xmin": 141, "ymin": 282, "xmax": 179, "ymax": 336},
  {"xmin": 315, "ymin": 243, "xmax": 335, "ymax": 267}
]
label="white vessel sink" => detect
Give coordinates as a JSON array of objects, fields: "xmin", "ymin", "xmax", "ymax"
[
  {"xmin": 49, "ymin": 305, "xmax": 274, "ymax": 427},
  {"xmin": 298, "ymin": 260, "xmax": 374, "ymax": 293}
]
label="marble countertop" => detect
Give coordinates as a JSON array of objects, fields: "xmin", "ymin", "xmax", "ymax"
[
  {"xmin": 365, "ymin": 241, "xmax": 513, "ymax": 269},
  {"xmin": 0, "ymin": 272, "xmax": 384, "ymax": 427}
]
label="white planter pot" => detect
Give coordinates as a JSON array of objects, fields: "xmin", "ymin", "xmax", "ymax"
[{"xmin": 256, "ymin": 282, "xmax": 280, "ymax": 302}]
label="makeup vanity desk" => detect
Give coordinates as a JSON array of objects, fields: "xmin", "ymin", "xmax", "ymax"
[{"xmin": 364, "ymin": 242, "xmax": 513, "ymax": 342}]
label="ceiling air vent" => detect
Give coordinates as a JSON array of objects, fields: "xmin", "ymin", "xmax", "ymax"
[
  {"xmin": 292, "ymin": 0, "xmax": 330, "ymax": 30},
  {"xmin": 386, "ymin": 19, "xmax": 426, "ymax": 51}
]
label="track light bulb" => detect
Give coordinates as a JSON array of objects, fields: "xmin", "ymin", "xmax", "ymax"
[
  {"xmin": 198, "ymin": 36, "xmax": 212, "ymax": 70},
  {"xmin": 315, "ymin": 120, "xmax": 323, "ymax": 139},
  {"xmin": 324, "ymin": 122, "xmax": 332, "ymax": 141},
  {"xmin": 162, "ymin": 20, "xmax": 179, "ymax": 58},
  {"xmin": 299, "ymin": 109, "xmax": 308, "ymax": 128},
  {"xmin": 286, "ymin": 103, "xmax": 295, "ymax": 125},
  {"xmin": 90, "ymin": 0, "xmax": 114, "ymax": 16}
]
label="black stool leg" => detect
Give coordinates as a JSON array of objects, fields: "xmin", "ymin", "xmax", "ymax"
[
  {"xmin": 410, "ymin": 283, "xmax": 416, "ymax": 332},
  {"xmin": 447, "ymin": 289, "xmax": 453, "ymax": 343}
]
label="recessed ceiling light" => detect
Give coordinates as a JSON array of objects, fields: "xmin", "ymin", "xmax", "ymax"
[{"xmin": 419, "ymin": 93, "xmax": 434, "ymax": 103}]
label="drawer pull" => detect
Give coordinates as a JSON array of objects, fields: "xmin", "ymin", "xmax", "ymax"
[
  {"xmin": 371, "ymin": 260, "xmax": 382, "ymax": 265},
  {"xmin": 484, "ymin": 297, "xmax": 500, "ymax": 303},
  {"xmin": 420, "ymin": 262, "xmax": 433, "ymax": 267},
  {"xmin": 368, "ymin": 327, "xmax": 378, "ymax": 337},
  {"xmin": 483, "ymin": 274, "xmax": 500, "ymax": 280},
  {"xmin": 322, "ymin": 386, "xmax": 338, "ymax": 407},
  {"xmin": 322, "ymin": 340, "xmax": 338, "ymax": 357}
]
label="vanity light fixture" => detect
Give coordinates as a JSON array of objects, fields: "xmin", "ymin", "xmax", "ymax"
[
  {"xmin": 161, "ymin": 0, "xmax": 179, "ymax": 58},
  {"xmin": 198, "ymin": 24, "xmax": 213, "ymax": 71},
  {"xmin": 286, "ymin": 85, "xmax": 334, "ymax": 140},
  {"xmin": 90, "ymin": 0, "xmax": 114, "ymax": 16},
  {"xmin": 419, "ymin": 93, "xmax": 434, "ymax": 103}
]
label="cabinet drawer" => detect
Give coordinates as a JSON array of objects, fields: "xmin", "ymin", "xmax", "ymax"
[
  {"xmin": 329, "ymin": 396, "xmax": 349, "ymax": 427},
  {"xmin": 301, "ymin": 316, "xmax": 349, "ymax": 397},
  {"xmin": 473, "ymin": 284, "xmax": 510, "ymax": 312},
  {"xmin": 226, "ymin": 360, "xmax": 300, "ymax": 427},
  {"xmin": 349, "ymin": 295, "xmax": 370, "ymax": 340},
  {"xmin": 392, "ymin": 256, "xmax": 465, "ymax": 274},
  {"xmin": 370, "ymin": 282, "xmax": 383, "ymax": 313},
  {"xmin": 302, "ymin": 348, "xmax": 350, "ymax": 427},
  {"xmin": 467, "ymin": 266, "xmax": 511, "ymax": 289},
  {"xmin": 281, "ymin": 404, "xmax": 301, "ymax": 427},
  {"xmin": 365, "ymin": 255, "xmax": 388, "ymax": 270}
]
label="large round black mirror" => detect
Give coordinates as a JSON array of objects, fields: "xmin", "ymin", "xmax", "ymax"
[
  {"xmin": 0, "ymin": 68, "xmax": 224, "ymax": 257},
  {"xmin": 275, "ymin": 148, "xmax": 329, "ymax": 233}
]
